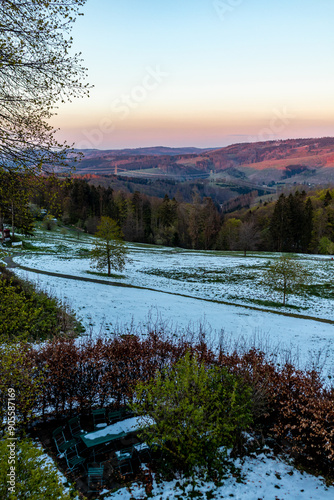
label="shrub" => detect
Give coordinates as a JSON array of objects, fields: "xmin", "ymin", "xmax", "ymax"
[
  {"xmin": 1, "ymin": 331, "xmax": 331, "ymax": 478},
  {"xmin": 42, "ymin": 215, "xmax": 57, "ymax": 231},
  {"xmin": 0, "ymin": 342, "xmax": 44, "ymax": 426},
  {"xmin": 262, "ymin": 254, "xmax": 311, "ymax": 305},
  {"xmin": 0, "ymin": 436, "xmax": 73, "ymax": 499},
  {"xmin": 131, "ymin": 352, "xmax": 253, "ymax": 478},
  {"xmin": 269, "ymin": 365, "xmax": 334, "ymax": 474},
  {"xmin": 0, "ymin": 267, "xmax": 80, "ymax": 341},
  {"xmin": 0, "ymin": 276, "xmax": 61, "ymax": 341}
]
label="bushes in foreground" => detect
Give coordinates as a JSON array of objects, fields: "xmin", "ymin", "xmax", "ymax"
[
  {"xmin": 0, "ymin": 334, "xmax": 333, "ymax": 476},
  {"xmin": 218, "ymin": 349, "xmax": 334, "ymax": 474},
  {"xmin": 0, "ymin": 436, "xmax": 73, "ymax": 499},
  {"xmin": 0, "ymin": 266, "xmax": 81, "ymax": 341},
  {"xmin": 132, "ymin": 352, "xmax": 253, "ymax": 478}
]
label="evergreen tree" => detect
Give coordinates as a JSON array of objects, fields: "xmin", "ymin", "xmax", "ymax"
[
  {"xmin": 142, "ymin": 198, "xmax": 153, "ymax": 240},
  {"xmin": 202, "ymin": 197, "xmax": 220, "ymax": 249},
  {"xmin": 287, "ymin": 191, "xmax": 306, "ymax": 252},
  {"xmin": 302, "ymin": 197, "xmax": 313, "ymax": 251},
  {"xmin": 270, "ymin": 194, "xmax": 287, "ymax": 251},
  {"xmin": 131, "ymin": 352, "xmax": 252, "ymax": 479},
  {"xmin": 323, "ymin": 190, "xmax": 332, "ymax": 207}
]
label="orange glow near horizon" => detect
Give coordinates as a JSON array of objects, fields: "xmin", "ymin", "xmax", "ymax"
[{"xmin": 51, "ymin": 86, "xmax": 334, "ymax": 149}]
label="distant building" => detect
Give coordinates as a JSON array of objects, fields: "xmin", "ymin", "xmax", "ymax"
[{"xmin": 1, "ymin": 228, "xmax": 11, "ymax": 245}]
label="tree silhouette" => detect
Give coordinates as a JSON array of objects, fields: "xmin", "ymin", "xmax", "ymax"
[{"xmin": 0, "ymin": 0, "xmax": 89, "ymax": 173}]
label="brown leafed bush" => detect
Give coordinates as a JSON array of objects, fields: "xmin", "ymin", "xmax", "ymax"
[
  {"xmin": 217, "ymin": 348, "xmax": 334, "ymax": 475},
  {"xmin": 9, "ymin": 334, "xmax": 333, "ymax": 475},
  {"xmin": 30, "ymin": 333, "xmax": 215, "ymax": 417},
  {"xmin": 269, "ymin": 365, "xmax": 334, "ymax": 472}
]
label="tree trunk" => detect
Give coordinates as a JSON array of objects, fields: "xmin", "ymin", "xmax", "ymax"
[
  {"xmin": 11, "ymin": 200, "xmax": 15, "ymax": 239},
  {"xmin": 107, "ymin": 245, "xmax": 111, "ymax": 276}
]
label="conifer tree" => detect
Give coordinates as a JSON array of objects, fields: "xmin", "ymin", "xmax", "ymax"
[{"xmin": 132, "ymin": 352, "xmax": 252, "ymax": 479}]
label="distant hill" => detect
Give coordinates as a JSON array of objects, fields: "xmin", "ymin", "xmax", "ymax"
[
  {"xmin": 73, "ymin": 137, "xmax": 334, "ymax": 187},
  {"xmin": 203, "ymin": 137, "xmax": 334, "ymax": 185}
]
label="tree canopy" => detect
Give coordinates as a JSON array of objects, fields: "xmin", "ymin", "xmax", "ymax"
[
  {"xmin": 0, "ymin": 436, "xmax": 73, "ymax": 499},
  {"xmin": 0, "ymin": 0, "xmax": 89, "ymax": 173},
  {"xmin": 263, "ymin": 254, "xmax": 311, "ymax": 305},
  {"xmin": 90, "ymin": 217, "xmax": 128, "ymax": 276}
]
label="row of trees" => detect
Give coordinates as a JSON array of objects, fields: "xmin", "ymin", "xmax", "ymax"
[
  {"xmin": 270, "ymin": 192, "xmax": 314, "ymax": 252},
  {"xmin": 2, "ymin": 172, "xmax": 334, "ymax": 254},
  {"xmin": 33, "ymin": 178, "xmax": 334, "ymax": 253},
  {"xmin": 30, "ymin": 177, "xmax": 223, "ymax": 249}
]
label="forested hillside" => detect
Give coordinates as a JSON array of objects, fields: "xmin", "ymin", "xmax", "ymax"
[
  {"xmin": 73, "ymin": 137, "xmax": 334, "ymax": 186},
  {"xmin": 2, "ymin": 174, "xmax": 333, "ymax": 255}
]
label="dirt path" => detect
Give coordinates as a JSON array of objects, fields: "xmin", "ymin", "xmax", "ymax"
[
  {"xmin": 3, "ymin": 255, "xmax": 20, "ymax": 268},
  {"xmin": 5, "ymin": 256, "xmax": 334, "ymax": 326}
]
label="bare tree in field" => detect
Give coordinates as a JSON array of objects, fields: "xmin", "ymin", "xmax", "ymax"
[
  {"xmin": 238, "ymin": 221, "xmax": 261, "ymax": 257},
  {"xmin": 263, "ymin": 254, "xmax": 311, "ymax": 306}
]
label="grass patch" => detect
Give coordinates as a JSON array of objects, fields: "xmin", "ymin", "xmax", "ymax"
[
  {"xmin": 297, "ymin": 283, "xmax": 334, "ymax": 300},
  {"xmin": 227, "ymin": 294, "xmax": 308, "ymax": 311},
  {"xmin": 22, "ymin": 241, "xmax": 45, "ymax": 251},
  {"xmin": 141, "ymin": 267, "xmax": 259, "ymax": 284},
  {"xmin": 75, "ymin": 247, "xmax": 91, "ymax": 257},
  {"xmin": 247, "ymin": 298, "xmax": 307, "ymax": 311}
]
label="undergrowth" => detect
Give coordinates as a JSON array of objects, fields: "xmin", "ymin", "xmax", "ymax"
[{"xmin": 0, "ymin": 265, "xmax": 83, "ymax": 341}]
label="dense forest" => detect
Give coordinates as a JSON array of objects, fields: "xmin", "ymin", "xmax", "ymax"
[{"xmin": 1, "ymin": 173, "xmax": 334, "ymax": 254}]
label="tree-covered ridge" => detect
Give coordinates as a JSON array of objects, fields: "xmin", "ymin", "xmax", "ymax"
[{"xmin": 72, "ymin": 138, "xmax": 334, "ymax": 187}]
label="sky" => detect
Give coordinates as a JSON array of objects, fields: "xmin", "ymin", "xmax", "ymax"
[{"xmin": 52, "ymin": 0, "xmax": 334, "ymax": 149}]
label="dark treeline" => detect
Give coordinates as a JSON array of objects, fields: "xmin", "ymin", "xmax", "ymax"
[
  {"xmin": 82, "ymin": 173, "xmax": 242, "ymax": 204},
  {"xmin": 2, "ymin": 174, "xmax": 334, "ymax": 254},
  {"xmin": 32, "ymin": 178, "xmax": 222, "ymax": 249}
]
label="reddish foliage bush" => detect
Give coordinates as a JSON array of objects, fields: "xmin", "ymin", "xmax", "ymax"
[
  {"xmin": 269, "ymin": 365, "xmax": 334, "ymax": 471},
  {"xmin": 25, "ymin": 335, "xmax": 334, "ymax": 474},
  {"xmin": 218, "ymin": 348, "xmax": 334, "ymax": 473},
  {"xmin": 30, "ymin": 333, "xmax": 214, "ymax": 416}
]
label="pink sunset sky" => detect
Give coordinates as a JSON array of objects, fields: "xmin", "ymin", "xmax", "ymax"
[{"xmin": 52, "ymin": 0, "xmax": 334, "ymax": 150}]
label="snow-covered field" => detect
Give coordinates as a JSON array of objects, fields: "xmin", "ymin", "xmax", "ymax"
[
  {"xmin": 12, "ymin": 238, "xmax": 334, "ymax": 320},
  {"xmin": 12, "ymin": 268, "xmax": 334, "ymax": 380},
  {"xmin": 3, "ymin": 227, "xmax": 334, "ymax": 498},
  {"xmin": 9, "ymin": 229, "xmax": 334, "ymax": 379}
]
